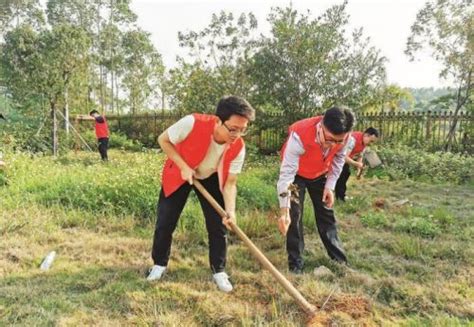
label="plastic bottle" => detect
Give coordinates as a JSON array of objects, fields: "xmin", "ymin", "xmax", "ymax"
[{"xmin": 40, "ymin": 251, "xmax": 56, "ymax": 270}]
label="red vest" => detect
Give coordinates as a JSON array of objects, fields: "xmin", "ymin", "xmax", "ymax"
[
  {"xmin": 161, "ymin": 113, "xmax": 244, "ymax": 197},
  {"xmin": 349, "ymin": 131, "xmax": 365, "ymax": 158},
  {"xmin": 281, "ymin": 116, "xmax": 347, "ymax": 179},
  {"xmin": 95, "ymin": 116, "xmax": 109, "ymax": 139}
]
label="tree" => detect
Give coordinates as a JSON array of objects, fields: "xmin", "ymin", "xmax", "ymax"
[
  {"xmin": 362, "ymin": 85, "xmax": 415, "ymax": 113},
  {"xmin": 1, "ymin": 24, "xmax": 91, "ymax": 155},
  {"xmin": 121, "ymin": 29, "xmax": 164, "ymax": 114},
  {"xmin": 169, "ymin": 11, "xmax": 258, "ymax": 111},
  {"xmin": 46, "ymin": 0, "xmax": 140, "ymax": 114},
  {"xmin": 0, "ymin": 0, "xmax": 44, "ymax": 34},
  {"xmin": 166, "ymin": 61, "xmax": 224, "ymax": 113},
  {"xmin": 249, "ymin": 2, "xmax": 386, "ymax": 120},
  {"xmin": 1, "ymin": 0, "xmax": 165, "ymax": 155},
  {"xmin": 406, "ymin": 0, "xmax": 473, "ymax": 150}
]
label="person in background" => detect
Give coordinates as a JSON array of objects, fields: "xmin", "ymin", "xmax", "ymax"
[
  {"xmin": 335, "ymin": 127, "xmax": 379, "ymax": 201},
  {"xmin": 89, "ymin": 110, "xmax": 110, "ymax": 161}
]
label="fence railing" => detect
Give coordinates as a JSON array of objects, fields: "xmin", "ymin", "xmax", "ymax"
[
  {"xmin": 99, "ymin": 110, "xmax": 473, "ymax": 154},
  {"xmin": 357, "ymin": 111, "xmax": 473, "ymax": 153}
]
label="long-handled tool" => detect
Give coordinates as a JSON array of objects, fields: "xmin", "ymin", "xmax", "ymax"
[
  {"xmin": 193, "ymin": 178, "xmax": 317, "ymax": 318},
  {"xmin": 56, "ymin": 111, "xmax": 94, "ymax": 152}
]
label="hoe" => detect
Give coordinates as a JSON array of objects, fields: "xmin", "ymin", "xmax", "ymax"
[{"xmin": 193, "ymin": 178, "xmax": 319, "ymax": 325}]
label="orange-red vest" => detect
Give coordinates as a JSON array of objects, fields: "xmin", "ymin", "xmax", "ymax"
[
  {"xmin": 95, "ymin": 116, "xmax": 109, "ymax": 139},
  {"xmin": 161, "ymin": 113, "xmax": 244, "ymax": 197},
  {"xmin": 349, "ymin": 131, "xmax": 365, "ymax": 158},
  {"xmin": 281, "ymin": 116, "xmax": 347, "ymax": 180}
]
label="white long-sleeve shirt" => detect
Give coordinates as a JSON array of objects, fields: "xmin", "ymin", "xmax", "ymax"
[
  {"xmin": 345, "ymin": 135, "xmax": 356, "ymax": 155},
  {"xmin": 277, "ymin": 123, "xmax": 350, "ymax": 208}
]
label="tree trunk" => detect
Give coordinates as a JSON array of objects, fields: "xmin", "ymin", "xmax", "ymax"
[
  {"xmin": 99, "ymin": 65, "xmax": 105, "ymax": 112},
  {"xmin": 87, "ymin": 85, "xmax": 92, "ymax": 112},
  {"xmin": 114, "ymin": 73, "xmax": 120, "ymax": 114},
  {"xmin": 445, "ymin": 79, "xmax": 471, "ymax": 151},
  {"xmin": 64, "ymin": 85, "xmax": 69, "ymax": 135},
  {"xmin": 110, "ymin": 70, "xmax": 114, "ymax": 114},
  {"xmin": 444, "ymin": 100, "xmax": 466, "ymax": 152},
  {"xmin": 51, "ymin": 102, "xmax": 58, "ymax": 156},
  {"xmin": 109, "ymin": 0, "xmax": 114, "ymax": 114},
  {"xmin": 161, "ymin": 89, "xmax": 165, "ymax": 112}
]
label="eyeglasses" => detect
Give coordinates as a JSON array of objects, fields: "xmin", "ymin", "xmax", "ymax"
[
  {"xmin": 321, "ymin": 126, "xmax": 345, "ymax": 145},
  {"xmin": 223, "ymin": 122, "xmax": 249, "ymax": 136}
]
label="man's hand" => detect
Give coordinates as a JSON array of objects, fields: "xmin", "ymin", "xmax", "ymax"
[
  {"xmin": 355, "ymin": 161, "xmax": 364, "ymax": 169},
  {"xmin": 278, "ymin": 207, "xmax": 291, "ymax": 236},
  {"xmin": 223, "ymin": 212, "xmax": 236, "ymax": 231},
  {"xmin": 322, "ymin": 187, "xmax": 335, "ymax": 208},
  {"xmin": 180, "ymin": 165, "xmax": 195, "ymax": 185}
]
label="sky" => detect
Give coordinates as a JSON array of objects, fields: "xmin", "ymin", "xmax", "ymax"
[{"xmin": 130, "ymin": 0, "xmax": 449, "ymax": 88}]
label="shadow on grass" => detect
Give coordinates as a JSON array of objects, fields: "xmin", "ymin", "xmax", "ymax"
[
  {"xmin": 0, "ymin": 264, "xmax": 279, "ymax": 326},
  {"xmin": 0, "ymin": 266, "xmax": 146, "ymax": 325}
]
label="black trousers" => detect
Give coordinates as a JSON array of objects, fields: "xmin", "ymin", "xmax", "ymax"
[
  {"xmin": 98, "ymin": 137, "xmax": 109, "ymax": 161},
  {"xmin": 335, "ymin": 163, "xmax": 351, "ymax": 201},
  {"xmin": 151, "ymin": 173, "xmax": 228, "ymax": 273},
  {"xmin": 287, "ymin": 175, "xmax": 347, "ymax": 270}
]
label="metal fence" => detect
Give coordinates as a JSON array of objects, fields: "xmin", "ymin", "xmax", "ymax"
[
  {"xmin": 358, "ymin": 111, "xmax": 473, "ymax": 153},
  {"xmin": 103, "ymin": 110, "xmax": 473, "ymax": 154}
]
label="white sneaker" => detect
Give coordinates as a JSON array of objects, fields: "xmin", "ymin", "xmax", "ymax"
[
  {"xmin": 212, "ymin": 272, "xmax": 233, "ymax": 293},
  {"xmin": 147, "ymin": 265, "xmax": 166, "ymax": 281}
]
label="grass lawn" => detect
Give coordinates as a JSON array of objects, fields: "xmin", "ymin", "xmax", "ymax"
[{"xmin": 0, "ymin": 150, "xmax": 473, "ymax": 326}]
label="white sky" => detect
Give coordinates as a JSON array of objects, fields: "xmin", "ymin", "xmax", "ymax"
[
  {"xmin": 132, "ymin": 0, "xmax": 448, "ymax": 87},
  {"xmin": 130, "ymin": 0, "xmax": 449, "ymax": 88}
]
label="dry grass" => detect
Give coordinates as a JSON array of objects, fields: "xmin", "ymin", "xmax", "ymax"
[{"xmin": 0, "ymin": 151, "xmax": 473, "ymax": 326}]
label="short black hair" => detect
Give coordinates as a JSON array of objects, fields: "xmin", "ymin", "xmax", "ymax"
[
  {"xmin": 215, "ymin": 96, "xmax": 255, "ymax": 123},
  {"xmin": 322, "ymin": 106, "xmax": 355, "ymax": 135},
  {"xmin": 89, "ymin": 110, "xmax": 99, "ymax": 116},
  {"xmin": 364, "ymin": 127, "xmax": 379, "ymax": 137}
]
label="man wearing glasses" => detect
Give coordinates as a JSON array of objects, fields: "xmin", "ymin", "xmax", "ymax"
[
  {"xmin": 147, "ymin": 96, "xmax": 255, "ymax": 293},
  {"xmin": 277, "ymin": 107, "xmax": 355, "ymax": 274}
]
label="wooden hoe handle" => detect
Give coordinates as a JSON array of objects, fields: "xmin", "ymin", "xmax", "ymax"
[{"xmin": 193, "ymin": 178, "xmax": 316, "ymax": 317}]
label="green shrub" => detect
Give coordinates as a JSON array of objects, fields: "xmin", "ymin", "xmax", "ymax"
[
  {"xmin": 237, "ymin": 162, "xmax": 279, "ymax": 211},
  {"xmin": 368, "ymin": 145, "xmax": 474, "ymax": 184},
  {"xmin": 81, "ymin": 130, "xmax": 143, "ymax": 152}
]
